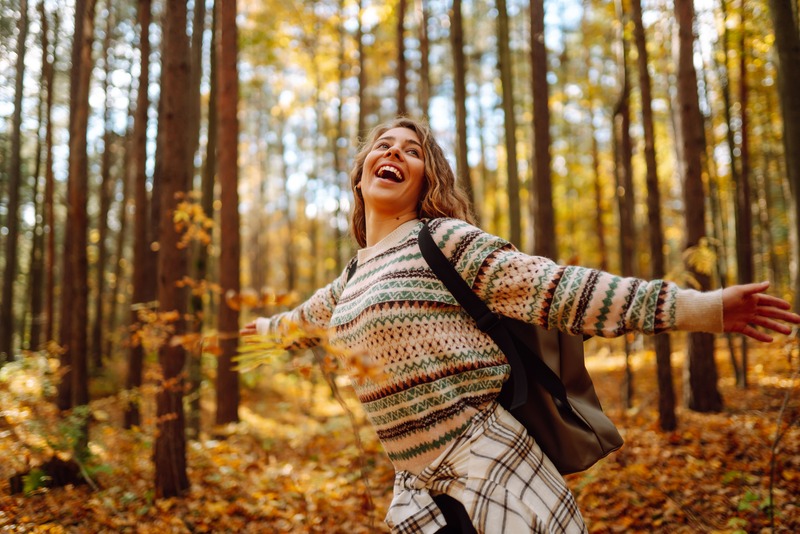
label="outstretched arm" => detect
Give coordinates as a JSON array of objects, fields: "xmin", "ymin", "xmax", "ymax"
[{"xmin": 722, "ymin": 281, "xmax": 800, "ymax": 342}]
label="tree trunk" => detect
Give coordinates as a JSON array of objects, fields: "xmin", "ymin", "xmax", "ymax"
[
  {"xmin": 357, "ymin": 0, "xmax": 367, "ymax": 139},
  {"xmin": 125, "ymin": 0, "xmax": 152, "ymax": 430},
  {"xmin": 43, "ymin": 4, "xmax": 59, "ymax": 345},
  {"xmin": 450, "ymin": 0, "xmax": 475, "ymax": 209},
  {"xmin": 185, "ymin": 0, "xmax": 209, "ymax": 441},
  {"xmin": 396, "ymin": 0, "xmax": 407, "ymax": 116},
  {"xmin": 733, "ymin": 0, "xmax": 753, "ymax": 387},
  {"xmin": 216, "ymin": 0, "xmax": 241, "ymax": 427},
  {"xmin": 675, "ymin": 0, "xmax": 722, "ymax": 412},
  {"xmin": 27, "ymin": 0, "xmax": 47, "ymax": 351},
  {"xmin": 91, "ymin": 6, "xmax": 115, "ymax": 370},
  {"xmin": 613, "ymin": 0, "xmax": 635, "ymax": 408},
  {"xmin": 767, "ymin": 0, "xmax": 800, "ymax": 313},
  {"xmin": 631, "ymin": 0, "xmax": 675, "ymax": 430},
  {"xmin": 153, "ymin": 0, "xmax": 192, "ymax": 498},
  {"xmin": 529, "ymin": 0, "xmax": 555, "ymax": 259},
  {"xmin": 415, "ymin": 0, "xmax": 431, "ymax": 117},
  {"xmin": 0, "ymin": 0, "xmax": 28, "ymax": 362},
  {"xmin": 497, "ymin": 0, "xmax": 521, "ymax": 247}
]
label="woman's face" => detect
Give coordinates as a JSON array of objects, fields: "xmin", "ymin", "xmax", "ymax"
[{"xmin": 359, "ymin": 127, "xmax": 426, "ymax": 219}]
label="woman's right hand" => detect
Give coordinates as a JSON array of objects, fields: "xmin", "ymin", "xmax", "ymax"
[{"xmin": 240, "ymin": 320, "xmax": 258, "ymax": 337}]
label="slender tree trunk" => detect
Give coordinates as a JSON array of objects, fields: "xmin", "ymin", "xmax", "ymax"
[
  {"xmin": 734, "ymin": 0, "xmax": 753, "ymax": 387},
  {"xmin": 0, "ymin": 0, "xmax": 29, "ymax": 362},
  {"xmin": 415, "ymin": 0, "xmax": 431, "ymax": 118},
  {"xmin": 27, "ymin": 0, "xmax": 47, "ymax": 350},
  {"xmin": 675, "ymin": 0, "xmax": 722, "ymax": 412},
  {"xmin": 529, "ymin": 0, "xmax": 555, "ymax": 259},
  {"xmin": 497, "ymin": 0, "xmax": 521, "ymax": 247},
  {"xmin": 357, "ymin": 0, "xmax": 367, "ymax": 139},
  {"xmin": 613, "ymin": 0, "xmax": 635, "ymax": 408},
  {"xmin": 125, "ymin": 0, "xmax": 152, "ymax": 430},
  {"xmin": 396, "ymin": 0, "xmax": 407, "ymax": 116},
  {"xmin": 43, "ymin": 4, "xmax": 59, "ymax": 345},
  {"xmin": 185, "ymin": 0, "xmax": 209, "ymax": 441},
  {"xmin": 92, "ymin": 6, "xmax": 115, "ymax": 370},
  {"xmin": 450, "ymin": 0, "xmax": 474, "ymax": 209},
  {"xmin": 69, "ymin": 0, "xmax": 98, "ymax": 415},
  {"xmin": 631, "ymin": 0, "xmax": 675, "ymax": 430},
  {"xmin": 767, "ymin": 0, "xmax": 800, "ymax": 313},
  {"xmin": 216, "ymin": 0, "xmax": 241, "ymax": 427}
]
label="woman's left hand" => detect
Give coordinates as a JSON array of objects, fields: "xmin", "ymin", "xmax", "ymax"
[{"xmin": 722, "ymin": 281, "xmax": 800, "ymax": 342}]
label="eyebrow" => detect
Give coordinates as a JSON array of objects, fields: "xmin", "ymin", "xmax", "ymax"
[{"xmin": 376, "ymin": 136, "xmax": 423, "ymax": 149}]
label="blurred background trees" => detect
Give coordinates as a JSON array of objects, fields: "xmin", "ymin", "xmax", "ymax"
[{"xmin": 0, "ymin": 0, "xmax": 797, "ymax": 497}]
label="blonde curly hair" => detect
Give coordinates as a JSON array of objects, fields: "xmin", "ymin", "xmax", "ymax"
[{"xmin": 349, "ymin": 117, "xmax": 475, "ymax": 247}]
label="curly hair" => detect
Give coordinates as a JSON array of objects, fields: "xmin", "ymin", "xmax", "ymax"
[{"xmin": 349, "ymin": 117, "xmax": 475, "ymax": 247}]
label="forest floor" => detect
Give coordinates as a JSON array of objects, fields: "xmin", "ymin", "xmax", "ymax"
[{"xmin": 0, "ymin": 334, "xmax": 798, "ymax": 533}]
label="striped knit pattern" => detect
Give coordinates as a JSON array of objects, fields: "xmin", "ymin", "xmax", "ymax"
[{"xmin": 258, "ymin": 218, "xmax": 712, "ymax": 474}]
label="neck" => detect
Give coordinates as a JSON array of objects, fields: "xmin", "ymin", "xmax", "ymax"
[{"xmin": 364, "ymin": 210, "xmax": 418, "ymax": 247}]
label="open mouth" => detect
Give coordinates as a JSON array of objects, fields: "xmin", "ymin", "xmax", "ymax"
[{"xmin": 376, "ymin": 165, "xmax": 404, "ymax": 183}]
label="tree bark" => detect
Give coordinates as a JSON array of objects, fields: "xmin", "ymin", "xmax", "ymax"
[
  {"xmin": 415, "ymin": 0, "xmax": 431, "ymax": 117},
  {"xmin": 153, "ymin": 0, "xmax": 192, "ymax": 498},
  {"xmin": 613, "ymin": 0, "xmax": 635, "ymax": 408},
  {"xmin": 733, "ymin": 0, "xmax": 753, "ymax": 387},
  {"xmin": 396, "ymin": 0, "xmax": 407, "ymax": 116},
  {"xmin": 529, "ymin": 0, "xmax": 555, "ymax": 259},
  {"xmin": 450, "ymin": 0, "xmax": 474, "ymax": 209},
  {"xmin": 92, "ymin": 5, "xmax": 115, "ymax": 370},
  {"xmin": 497, "ymin": 0, "xmax": 521, "ymax": 247},
  {"xmin": 125, "ymin": 0, "xmax": 152, "ymax": 430},
  {"xmin": 186, "ymin": 0, "xmax": 209, "ymax": 440},
  {"xmin": 631, "ymin": 0, "xmax": 675, "ymax": 430},
  {"xmin": 357, "ymin": 0, "xmax": 368, "ymax": 139},
  {"xmin": 0, "ymin": 0, "xmax": 29, "ymax": 362},
  {"xmin": 675, "ymin": 0, "xmax": 722, "ymax": 412},
  {"xmin": 216, "ymin": 0, "xmax": 241, "ymax": 427},
  {"xmin": 767, "ymin": 0, "xmax": 800, "ymax": 313},
  {"xmin": 43, "ymin": 5, "xmax": 59, "ymax": 345}
]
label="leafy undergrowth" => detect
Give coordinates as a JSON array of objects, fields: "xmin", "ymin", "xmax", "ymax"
[{"xmin": 1, "ymin": 335, "xmax": 798, "ymax": 533}]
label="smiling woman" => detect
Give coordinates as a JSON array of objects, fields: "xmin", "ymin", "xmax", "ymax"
[{"xmin": 242, "ymin": 117, "xmax": 800, "ymax": 534}]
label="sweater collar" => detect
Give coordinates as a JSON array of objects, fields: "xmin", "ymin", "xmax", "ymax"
[{"xmin": 357, "ymin": 219, "xmax": 420, "ymax": 265}]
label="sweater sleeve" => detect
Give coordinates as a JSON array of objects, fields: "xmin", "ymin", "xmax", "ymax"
[
  {"xmin": 255, "ymin": 269, "xmax": 349, "ymax": 349},
  {"xmin": 473, "ymin": 244, "xmax": 723, "ymax": 337}
]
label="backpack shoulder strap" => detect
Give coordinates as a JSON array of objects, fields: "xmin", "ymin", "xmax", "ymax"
[
  {"xmin": 345, "ymin": 257, "xmax": 358, "ymax": 283},
  {"xmin": 418, "ymin": 221, "xmax": 527, "ymax": 408}
]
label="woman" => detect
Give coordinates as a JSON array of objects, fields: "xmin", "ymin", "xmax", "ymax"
[{"xmin": 242, "ymin": 117, "xmax": 799, "ymax": 533}]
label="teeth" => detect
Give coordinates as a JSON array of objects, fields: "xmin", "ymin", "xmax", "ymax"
[{"xmin": 377, "ymin": 166, "xmax": 403, "ymax": 181}]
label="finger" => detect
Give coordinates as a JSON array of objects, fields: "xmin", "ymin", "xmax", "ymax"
[
  {"xmin": 751, "ymin": 317, "xmax": 793, "ymax": 335},
  {"xmin": 756, "ymin": 294, "xmax": 792, "ymax": 310},
  {"xmin": 742, "ymin": 324, "xmax": 773, "ymax": 343},
  {"xmin": 757, "ymin": 307, "xmax": 800, "ymax": 324}
]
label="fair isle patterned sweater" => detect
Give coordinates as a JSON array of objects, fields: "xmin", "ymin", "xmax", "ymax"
[{"xmin": 256, "ymin": 218, "xmax": 723, "ymax": 474}]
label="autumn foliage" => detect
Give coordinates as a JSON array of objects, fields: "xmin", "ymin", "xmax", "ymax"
[{"xmin": 1, "ymin": 336, "xmax": 798, "ymax": 532}]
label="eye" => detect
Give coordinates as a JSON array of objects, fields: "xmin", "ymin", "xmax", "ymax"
[
  {"xmin": 375, "ymin": 142, "xmax": 390, "ymax": 150},
  {"xmin": 407, "ymin": 148, "xmax": 420, "ymax": 157}
]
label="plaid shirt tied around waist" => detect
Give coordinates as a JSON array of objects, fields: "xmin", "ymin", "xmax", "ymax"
[{"xmin": 385, "ymin": 403, "xmax": 588, "ymax": 534}]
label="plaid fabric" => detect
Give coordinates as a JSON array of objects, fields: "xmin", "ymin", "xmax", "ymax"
[{"xmin": 386, "ymin": 403, "xmax": 587, "ymax": 534}]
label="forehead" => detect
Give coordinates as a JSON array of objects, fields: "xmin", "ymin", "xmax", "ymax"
[{"xmin": 376, "ymin": 127, "xmax": 422, "ymax": 145}]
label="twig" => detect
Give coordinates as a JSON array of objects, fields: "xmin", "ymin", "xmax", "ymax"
[{"xmin": 768, "ymin": 334, "xmax": 799, "ymax": 532}]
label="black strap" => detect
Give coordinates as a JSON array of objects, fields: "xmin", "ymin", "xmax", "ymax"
[
  {"xmin": 418, "ymin": 221, "xmax": 571, "ymax": 412},
  {"xmin": 418, "ymin": 222, "xmax": 527, "ymax": 408},
  {"xmin": 346, "ymin": 257, "xmax": 358, "ymax": 282}
]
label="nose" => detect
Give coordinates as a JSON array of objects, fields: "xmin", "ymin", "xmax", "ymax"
[{"xmin": 384, "ymin": 144, "xmax": 402, "ymax": 159}]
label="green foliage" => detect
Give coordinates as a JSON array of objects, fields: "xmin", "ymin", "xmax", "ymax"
[{"xmin": 21, "ymin": 468, "xmax": 49, "ymax": 495}]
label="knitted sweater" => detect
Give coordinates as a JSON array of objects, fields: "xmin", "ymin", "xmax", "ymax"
[{"xmin": 256, "ymin": 218, "xmax": 723, "ymax": 474}]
